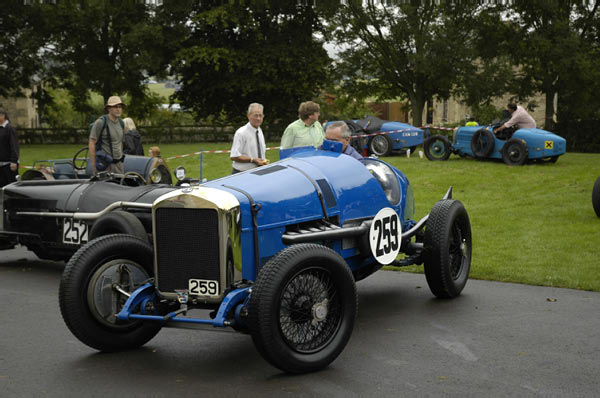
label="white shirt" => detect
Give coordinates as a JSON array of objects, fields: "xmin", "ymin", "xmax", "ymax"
[
  {"xmin": 230, "ymin": 122, "xmax": 266, "ymax": 171},
  {"xmin": 505, "ymin": 106, "xmax": 536, "ymax": 129}
]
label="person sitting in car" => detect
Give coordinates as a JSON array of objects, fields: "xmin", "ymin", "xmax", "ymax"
[
  {"xmin": 321, "ymin": 121, "xmax": 363, "ymax": 160},
  {"xmin": 493, "ymin": 103, "xmax": 536, "ymax": 136}
]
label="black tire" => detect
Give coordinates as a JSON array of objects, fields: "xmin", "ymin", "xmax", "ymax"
[
  {"xmin": 593, "ymin": 176, "xmax": 600, "ymax": 218},
  {"xmin": 248, "ymin": 244, "xmax": 357, "ymax": 373},
  {"xmin": 424, "ymin": 135, "xmax": 451, "ymax": 161},
  {"xmin": 59, "ymin": 234, "xmax": 162, "ymax": 352},
  {"xmin": 471, "ymin": 129, "xmax": 495, "ymax": 158},
  {"xmin": 423, "ymin": 199, "xmax": 472, "ymax": 299},
  {"xmin": 501, "ymin": 138, "xmax": 528, "ymax": 166},
  {"xmin": 89, "ymin": 210, "xmax": 148, "ymax": 243},
  {"xmin": 368, "ymin": 134, "xmax": 393, "ymax": 157}
]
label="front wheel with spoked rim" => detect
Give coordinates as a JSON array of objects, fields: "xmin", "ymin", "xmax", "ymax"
[
  {"xmin": 248, "ymin": 244, "xmax": 357, "ymax": 373},
  {"xmin": 368, "ymin": 135, "xmax": 393, "ymax": 156},
  {"xmin": 59, "ymin": 234, "xmax": 162, "ymax": 352},
  {"xmin": 423, "ymin": 199, "xmax": 472, "ymax": 298}
]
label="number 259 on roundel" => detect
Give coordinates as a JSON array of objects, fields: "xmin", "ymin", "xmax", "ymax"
[{"xmin": 369, "ymin": 207, "xmax": 402, "ymax": 265}]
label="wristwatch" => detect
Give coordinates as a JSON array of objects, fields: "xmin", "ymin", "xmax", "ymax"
[{"xmin": 250, "ymin": 157, "xmax": 254, "ymax": 163}]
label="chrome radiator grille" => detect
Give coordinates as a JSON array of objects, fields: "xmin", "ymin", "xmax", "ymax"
[{"xmin": 154, "ymin": 207, "xmax": 220, "ymax": 292}]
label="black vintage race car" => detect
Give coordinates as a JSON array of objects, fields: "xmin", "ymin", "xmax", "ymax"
[{"xmin": 0, "ymin": 172, "xmax": 178, "ymax": 260}]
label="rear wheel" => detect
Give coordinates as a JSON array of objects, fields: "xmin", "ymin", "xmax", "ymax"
[
  {"xmin": 424, "ymin": 135, "xmax": 451, "ymax": 161},
  {"xmin": 248, "ymin": 244, "xmax": 357, "ymax": 373},
  {"xmin": 593, "ymin": 176, "xmax": 600, "ymax": 218},
  {"xmin": 423, "ymin": 200, "xmax": 472, "ymax": 298},
  {"xmin": 501, "ymin": 138, "xmax": 528, "ymax": 166},
  {"xmin": 471, "ymin": 129, "xmax": 495, "ymax": 158},
  {"xmin": 59, "ymin": 234, "xmax": 161, "ymax": 352},
  {"xmin": 368, "ymin": 135, "xmax": 393, "ymax": 157}
]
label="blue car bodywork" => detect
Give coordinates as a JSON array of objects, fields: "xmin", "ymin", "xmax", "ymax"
[
  {"xmin": 59, "ymin": 141, "xmax": 472, "ymax": 374},
  {"xmin": 424, "ymin": 122, "xmax": 566, "ymax": 165},
  {"xmin": 326, "ymin": 116, "xmax": 424, "ymax": 157}
]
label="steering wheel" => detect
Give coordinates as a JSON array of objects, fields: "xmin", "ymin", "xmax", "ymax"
[
  {"xmin": 119, "ymin": 171, "xmax": 147, "ymax": 186},
  {"xmin": 72, "ymin": 147, "xmax": 89, "ymax": 171}
]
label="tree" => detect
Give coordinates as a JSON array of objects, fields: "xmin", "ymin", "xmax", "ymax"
[
  {"xmin": 504, "ymin": 1, "xmax": 600, "ymax": 129},
  {"xmin": 171, "ymin": 3, "xmax": 332, "ymax": 124},
  {"xmin": 0, "ymin": 0, "xmax": 46, "ymax": 98},
  {"xmin": 39, "ymin": 0, "xmax": 183, "ymax": 121},
  {"xmin": 331, "ymin": 1, "xmax": 480, "ymax": 126}
]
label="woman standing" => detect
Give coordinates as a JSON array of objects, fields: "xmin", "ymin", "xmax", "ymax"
[{"xmin": 123, "ymin": 117, "xmax": 144, "ymax": 155}]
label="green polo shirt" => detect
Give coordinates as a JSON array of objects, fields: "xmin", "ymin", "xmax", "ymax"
[{"xmin": 280, "ymin": 119, "xmax": 325, "ymax": 149}]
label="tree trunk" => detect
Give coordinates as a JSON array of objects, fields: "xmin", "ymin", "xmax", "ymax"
[
  {"xmin": 410, "ymin": 96, "xmax": 426, "ymax": 127},
  {"xmin": 544, "ymin": 89, "xmax": 556, "ymax": 131}
]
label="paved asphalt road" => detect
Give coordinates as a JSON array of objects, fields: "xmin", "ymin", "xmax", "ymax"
[{"xmin": 1, "ymin": 245, "xmax": 599, "ymax": 397}]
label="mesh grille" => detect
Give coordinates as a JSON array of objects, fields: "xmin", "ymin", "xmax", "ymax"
[{"xmin": 155, "ymin": 208, "xmax": 220, "ymax": 292}]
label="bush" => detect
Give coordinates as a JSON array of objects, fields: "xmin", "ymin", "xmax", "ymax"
[{"xmin": 555, "ymin": 120, "xmax": 600, "ymax": 153}]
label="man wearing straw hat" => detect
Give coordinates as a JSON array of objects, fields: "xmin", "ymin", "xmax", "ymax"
[{"xmin": 88, "ymin": 96, "xmax": 126, "ymax": 174}]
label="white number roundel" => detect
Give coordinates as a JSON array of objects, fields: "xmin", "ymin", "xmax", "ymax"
[{"xmin": 369, "ymin": 207, "xmax": 402, "ymax": 265}]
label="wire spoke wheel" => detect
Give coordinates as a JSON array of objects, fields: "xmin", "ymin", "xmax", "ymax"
[
  {"xmin": 278, "ymin": 267, "xmax": 342, "ymax": 353},
  {"xmin": 369, "ymin": 135, "xmax": 392, "ymax": 156},
  {"xmin": 248, "ymin": 244, "xmax": 357, "ymax": 373}
]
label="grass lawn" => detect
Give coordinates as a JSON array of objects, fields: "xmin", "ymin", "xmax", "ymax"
[{"xmin": 17, "ymin": 144, "xmax": 600, "ymax": 292}]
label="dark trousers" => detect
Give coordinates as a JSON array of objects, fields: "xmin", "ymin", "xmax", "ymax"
[{"xmin": 0, "ymin": 165, "xmax": 17, "ymax": 188}]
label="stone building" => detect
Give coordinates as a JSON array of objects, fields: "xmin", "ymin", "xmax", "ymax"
[{"xmin": 0, "ymin": 88, "xmax": 40, "ymax": 128}]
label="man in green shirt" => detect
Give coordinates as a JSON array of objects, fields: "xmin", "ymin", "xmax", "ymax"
[{"xmin": 280, "ymin": 101, "xmax": 325, "ymax": 149}]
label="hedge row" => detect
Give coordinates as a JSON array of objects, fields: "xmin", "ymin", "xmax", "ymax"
[
  {"xmin": 19, "ymin": 121, "xmax": 600, "ymax": 152},
  {"xmin": 555, "ymin": 120, "xmax": 600, "ymax": 153},
  {"xmin": 19, "ymin": 124, "xmax": 286, "ymax": 145}
]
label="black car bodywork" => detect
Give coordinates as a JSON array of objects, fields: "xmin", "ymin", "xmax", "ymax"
[{"xmin": 0, "ymin": 175, "xmax": 176, "ymax": 260}]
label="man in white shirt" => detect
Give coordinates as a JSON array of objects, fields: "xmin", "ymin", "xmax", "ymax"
[
  {"xmin": 230, "ymin": 103, "xmax": 269, "ymax": 173},
  {"xmin": 494, "ymin": 103, "xmax": 536, "ymax": 136}
]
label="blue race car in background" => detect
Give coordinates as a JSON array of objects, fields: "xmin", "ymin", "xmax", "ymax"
[
  {"xmin": 326, "ymin": 116, "xmax": 424, "ymax": 157},
  {"xmin": 424, "ymin": 117, "xmax": 566, "ymax": 165},
  {"xmin": 59, "ymin": 140, "xmax": 472, "ymax": 374}
]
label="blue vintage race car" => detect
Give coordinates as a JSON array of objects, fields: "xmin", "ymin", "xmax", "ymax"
[
  {"xmin": 59, "ymin": 141, "xmax": 472, "ymax": 374},
  {"xmin": 326, "ymin": 116, "xmax": 424, "ymax": 157},
  {"xmin": 424, "ymin": 118, "xmax": 566, "ymax": 165}
]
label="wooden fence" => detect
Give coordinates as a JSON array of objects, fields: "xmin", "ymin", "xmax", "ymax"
[{"xmin": 19, "ymin": 123, "xmax": 286, "ymax": 145}]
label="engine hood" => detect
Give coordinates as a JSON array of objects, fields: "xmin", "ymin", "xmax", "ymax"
[{"xmin": 196, "ymin": 150, "xmax": 398, "ymax": 229}]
